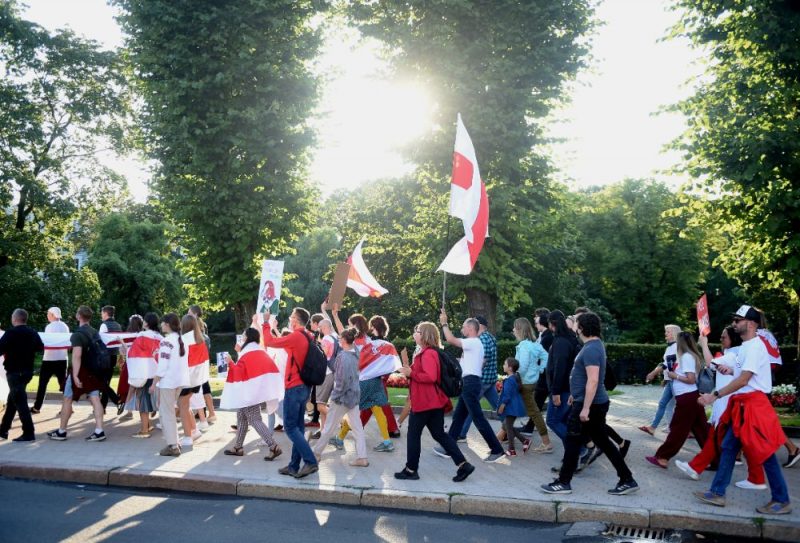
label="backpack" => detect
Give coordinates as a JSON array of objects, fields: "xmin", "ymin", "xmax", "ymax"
[
  {"xmin": 79, "ymin": 328, "xmax": 112, "ymax": 375},
  {"xmin": 436, "ymin": 348, "xmax": 463, "ymax": 398},
  {"xmin": 294, "ymin": 331, "xmax": 327, "ymax": 387},
  {"xmin": 604, "ymin": 362, "xmax": 618, "ymax": 391},
  {"xmin": 697, "ymin": 363, "xmax": 715, "ymax": 394}
]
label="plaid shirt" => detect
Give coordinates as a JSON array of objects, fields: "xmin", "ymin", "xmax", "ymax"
[{"xmin": 479, "ymin": 331, "xmax": 498, "ymax": 386}]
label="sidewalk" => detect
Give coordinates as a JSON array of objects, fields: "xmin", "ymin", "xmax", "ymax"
[{"xmin": 1, "ymin": 385, "xmax": 798, "ymax": 541}]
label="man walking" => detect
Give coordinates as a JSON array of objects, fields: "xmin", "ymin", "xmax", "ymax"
[
  {"xmin": 31, "ymin": 307, "xmax": 69, "ymax": 414},
  {"xmin": 541, "ymin": 311, "xmax": 638, "ymax": 495},
  {"xmin": 261, "ymin": 307, "xmax": 319, "ymax": 478},
  {"xmin": 694, "ymin": 305, "xmax": 790, "ymax": 515},
  {"xmin": 47, "ymin": 306, "xmax": 107, "ymax": 442},
  {"xmin": 456, "ymin": 315, "xmax": 500, "ymax": 441},
  {"xmin": 435, "ymin": 309, "xmax": 505, "ymax": 462},
  {"xmin": 0, "ymin": 309, "xmax": 44, "ymax": 441},
  {"xmin": 98, "ymin": 305, "xmax": 122, "ymax": 411}
]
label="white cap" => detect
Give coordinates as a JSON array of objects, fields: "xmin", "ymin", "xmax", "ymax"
[{"xmin": 48, "ymin": 307, "xmax": 62, "ymax": 319}]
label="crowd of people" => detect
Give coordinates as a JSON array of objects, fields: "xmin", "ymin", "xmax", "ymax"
[{"xmin": 0, "ymin": 301, "xmax": 797, "ymax": 514}]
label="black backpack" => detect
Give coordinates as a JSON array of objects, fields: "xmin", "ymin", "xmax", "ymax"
[
  {"xmin": 294, "ymin": 331, "xmax": 327, "ymax": 387},
  {"xmin": 604, "ymin": 362, "xmax": 618, "ymax": 391},
  {"xmin": 436, "ymin": 348, "xmax": 463, "ymax": 397},
  {"xmin": 79, "ymin": 329, "xmax": 112, "ymax": 375}
]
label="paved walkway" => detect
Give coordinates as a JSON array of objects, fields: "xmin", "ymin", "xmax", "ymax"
[{"xmin": 1, "ymin": 385, "xmax": 798, "ymax": 541}]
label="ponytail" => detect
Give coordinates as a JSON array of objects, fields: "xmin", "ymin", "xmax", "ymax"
[{"xmin": 178, "ymin": 335, "xmax": 185, "ymax": 357}]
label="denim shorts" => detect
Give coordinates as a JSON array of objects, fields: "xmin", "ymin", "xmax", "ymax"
[{"xmin": 64, "ymin": 376, "xmax": 100, "ymax": 400}]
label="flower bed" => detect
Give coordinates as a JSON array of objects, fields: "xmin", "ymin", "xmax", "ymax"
[{"xmin": 771, "ymin": 384, "xmax": 797, "ymax": 408}]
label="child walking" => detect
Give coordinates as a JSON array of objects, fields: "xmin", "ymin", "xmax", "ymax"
[{"xmin": 498, "ymin": 358, "xmax": 530, "ymax": 457}]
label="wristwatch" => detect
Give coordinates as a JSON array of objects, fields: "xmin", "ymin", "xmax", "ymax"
[
  {"xmin": 713, "ymin": 390, "xmax": 720, "ymax": 398},
  {"xmin": 442, "ymin": 323, "xmax": 449, "ymax": 328}
]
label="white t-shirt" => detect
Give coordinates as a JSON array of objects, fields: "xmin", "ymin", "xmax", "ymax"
[
  {"xmin": 671, "ymin": 352, "xmax": 699, "ymax": 396},
  {"xmin": 734, "ymin": 336, "xmax": 772, "ymax": 394},
  {"xmin": 459, "ymin": 337, "xmax": 485, "ymax": 377},
  {"xmin": 662, "ymin": 342, "xmax": 677, "ymax": 381},
  {"xmin": 43, "ymin": 320, "xmax": 69, "ymax": 361},
  {"xmin": 710, "ymin": 346, "xmax": 739, "ymax": 425}
]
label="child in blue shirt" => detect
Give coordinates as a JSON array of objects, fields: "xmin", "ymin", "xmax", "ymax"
[{"xmin": 498, "ymin": 357, "xmax": 530, "ymax": 456}]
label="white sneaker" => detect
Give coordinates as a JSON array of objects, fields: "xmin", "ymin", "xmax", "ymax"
[
  {"xmin": 735, "ymin": 479, "xmax": 767, "ymax": 490},
  {"xmin": 179, "ymin": 436, "xmax": 193, "ymax": 447},
  {"xmin": 675, "ymin": 460, "xmax": 700, "ymax": 481},
  {"xmin": 196, "ymin": 421, "xmax": 210, "ymax": 432},
  {"xmin": 156, "ymin": 423, "xmax": 163, "ymax": 430},
  {"xmin": 191, "ymin": 430, "xmax": 202, "ymax": 440}
]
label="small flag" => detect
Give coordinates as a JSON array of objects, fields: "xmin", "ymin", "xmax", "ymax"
[
  {"xmin": 347, "ymin": 239, "xmax": 388, "ymax": 297},
  {"xmin": 696, "ymin": 294, "xmax": 711, "ymax": 336}
]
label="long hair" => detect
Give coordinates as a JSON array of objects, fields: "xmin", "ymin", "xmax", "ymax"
[
  {"xmin": 348, "ymin": 314, "xmax": 369, "ymax": 339},
  {"xmin": 127, "ymin": 315, "xmax": 144, "ymax": 333},
  {"xmin": 723, "ymin": 325, "xmax": 743, "ymax": 349},
  {"xmin": 242, "ymin": 327, "xmax": 260, "ymax": 348},
  {"xmin": 548, "ymin": 310, "xmax": 572, "ymax": 337},
  {"xmin": 181, "ymin": 314, "xmax": 203, "ymax": 344},
  {"xmin": 513, "ymin": 318, "xmax": 535, "ymax": 342},
  {"xmin": 161, "ymin": 313, "xmax": 185, "ymax": 356},
  {"xmin": 188, "ymin": 304, "xmax": 207, "ymax": 334},
  {"xmin": 143, "ymin": 312, "xmax": 159, "ymax": 332},
  {"xmin": 676, "ymin": 331, "xmax": 703, "ymax": 374}
]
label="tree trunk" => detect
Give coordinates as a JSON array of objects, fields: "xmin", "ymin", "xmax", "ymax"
[
  {"xmin": 465, "ymin": 287, "xmax": 498, "ymax": 334},
  {"xmin": 232, "ymin": 300, "xmax": 256, "ymax": 332}
]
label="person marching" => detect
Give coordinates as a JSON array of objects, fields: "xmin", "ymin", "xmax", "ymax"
[
  {"xmin": 497, "ymin": 357, "xmax": 530, "ymax": 457},
  {"xmin": 125, "ymin": 313, "xmax": 161, "ymax": 438},
  {"xmin": 152, "ymin": 313, "xmax": 190, "ymax": 456}
]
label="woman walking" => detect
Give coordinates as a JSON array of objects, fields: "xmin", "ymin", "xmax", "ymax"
[
  {"xmin": 646, "ymin": 331, "xmax": 710, "ymax": 469},
  {"xmin": 152, "ymin": 313, "xmax": 190, "ymax": 456},
  {"xmin": 511, "ymin": 318, "xmax": 552, "ymax": 452},
  {"xmin": 125, "ymin": 313, "xmax": 161, "ymax": 437},
  {"xmin": 394, "ymin": 322, "xmax": 475, "ymax": 482}
]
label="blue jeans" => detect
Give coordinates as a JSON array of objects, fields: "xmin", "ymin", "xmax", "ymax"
[
  {"xmin": 650, "ymin": 383, "xmax": 674, "ymax": 429},
  {"xmin": 458, "ymin": 381, "xmax": 500, "ymax": 438},
  {"xmin": 448, "ymin": 375, "xmax": 503, "ymax": 454},
  {"xmin": 546, "ymin": 392, "xmax": 571, "ymax": 442},
  {"xmin": 283, "ymin": 384, "xmax": 317, "ymax": 471},
  {"xmin": 710, "ymin": 427, "xmax": 789, "ymax": 503}
]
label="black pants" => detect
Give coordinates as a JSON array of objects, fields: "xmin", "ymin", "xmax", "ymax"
[
  {"xmin": 503, "ymin": 415, "xmax": 528, "ymax": 451},
  {"xmin": 534, "ymin": 374, "xmax": 549, "ymax": 410},
  {"xmin": 406, "ymin": 408, "xmax": 465, "ymax": 471},
  {"xmin": 33, "ymin": 360, "xmax": 67, "ymax": 410},
  {"xmin": 558, "ymin": 401, "xmax": 633, "ymax": 484},
  {"xmin": 1, "ymin": 372, "xmax": 34, "ymax": 437},
  {"xmin": 99, "ymin": 353, "xmax": 120, "ymax": 410}
]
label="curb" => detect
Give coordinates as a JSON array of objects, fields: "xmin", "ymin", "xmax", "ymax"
[{"xmin": 1, "ymin": 461, "xmax": 797, "ymax": 541}]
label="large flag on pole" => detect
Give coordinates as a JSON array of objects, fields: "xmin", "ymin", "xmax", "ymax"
[
  {"xmin": 347, "ymin": 239, "xmax": 388, "ymax": 298},
  {"xmin": 437, "ymin": 114, "xmax": 489, "ymax": 275}
]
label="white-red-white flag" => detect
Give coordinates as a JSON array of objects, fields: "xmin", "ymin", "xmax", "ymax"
[
  {"xmin": 347, "ymin": 239, "xmax": 388, "ymax": 298},
  {"xmin": 356, "ymin": 337, "xmax": 401, "ymax": 381},
  {"xmin": 437, "ymin": 114, "xmax": 489, "ymax": 275},
  {"xmin": 126, "ymin": 330, "xmax": 161, "ymax": 382},
  {"xmin": 220, "ymin": 343, "xmax": 284, "ymax": 412},
  {"xmin": 184, "ymin": 332, "xmax": 210, "ymax": 388}
]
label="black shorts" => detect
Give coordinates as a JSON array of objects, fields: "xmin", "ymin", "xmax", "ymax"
[
  {"xmin": 180, "ymin": 386, "xmax": 201, "ymax": 397},
  {"xmin": 201, "ymin": 381, "xmax": 211, "ymax": 395}
]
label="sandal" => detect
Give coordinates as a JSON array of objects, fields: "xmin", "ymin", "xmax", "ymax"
[
  {"xmin": 638, "ymin": 426, "xmax": 655, "ymax": 436},
  {"xmin": 532, "ymin": 443, "xmax": 554, "ymax": 454},
  {"xmin": 264, "ymin": 445, "xmax": 282, "ymax": 462},
  {"xmin": 132, "ymin": 431, "xmax": 151, "ymax": 438},
  {"xmin": 224, "ymin": 446, "xmax": 244, "ymax": 456}
]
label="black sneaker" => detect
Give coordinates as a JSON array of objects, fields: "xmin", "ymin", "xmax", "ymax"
[
  {"xmin": 576, "ymin": 446, "xmax": 594, "ymax": 471},
  {"xmin": 784, "ymin": 450, "xmax": 800, "ymax": 468},
  {"xmin": 389, "ymin": 431, "xmax": 401, "ymax": 439},
  {"xmin": 608, "ymin": 479, "xmax": 639, "ymax": 495},
  {"xmin": 541, "ymin": 480, "xmax": 572, "ymax": 494},
  {"xmin": 453, "ymin": 462, "xmax": 475, "ymax": 482},
  {"xmin": 12, "ymin": 434, "xmax": 35, "ymax": 442},
  {"xmin": 85, "ymin": 431, "xmax": 106, "ymax": 442},
  {"xmin": 394, "ymin": 467, "xmax": 420, "ymax": 480},
  {"xmin": 47, "ymin": 430, "xmax": 67, "ymax": 441},
  {"xmin": 586, "ymin": 446, "xmax": 604, "ymax": 465}
]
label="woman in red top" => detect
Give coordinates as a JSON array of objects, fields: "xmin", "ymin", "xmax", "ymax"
[{"xmin": 394, "ymin": 322, "xmax": 475, "ymax": 482}]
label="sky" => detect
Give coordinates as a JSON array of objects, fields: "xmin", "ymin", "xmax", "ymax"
[{"xmin": 19, "ymin": 0, "xmax": 704, "ymax": 201}]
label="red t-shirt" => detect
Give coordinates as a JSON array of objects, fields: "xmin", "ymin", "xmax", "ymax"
[{"xmin": 262, "ymin": 325, "xmax": 311, "ymax": 389}]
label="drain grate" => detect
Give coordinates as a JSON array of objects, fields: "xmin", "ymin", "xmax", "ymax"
[{"xmin": 603, "ymin": 525, "xmax": 667, "ymax": 541}]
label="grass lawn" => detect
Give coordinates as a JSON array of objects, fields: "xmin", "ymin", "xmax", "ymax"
[
  {"xmin": 387, "ymin": 387, "xmax": 493, "ymax": 410},
  {"xmin": 776, "ymin": 407, "xmax": 800, "ymax": 428}
]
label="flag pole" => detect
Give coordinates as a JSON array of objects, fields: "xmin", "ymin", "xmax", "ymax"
[{"xmin": 442, "ymin": 215, "xmax": 451, "ymax": 309}]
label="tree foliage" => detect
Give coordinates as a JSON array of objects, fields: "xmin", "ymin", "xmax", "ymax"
[
  {"xmin": 0, "ymin": 1, "xmax": 126, "ymax": 327},
  {"xmin": 670, "ymin": 0, "xmax": 800, "ymax": 345},
  {"xmin": 115, "ymin": 0, "xmax": 325, "ymax": 328},
  {"xmin": 87, "ymin": 211, "xmax": 186, "ymax": 322},
  {"xmin": 345, "ymin": 0, "xmax": 596, "ymax": 330}
]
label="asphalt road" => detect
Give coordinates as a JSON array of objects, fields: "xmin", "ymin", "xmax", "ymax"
[{"xmin": 0, "ymin": 478, "xmax": 570, "ymax": 543}]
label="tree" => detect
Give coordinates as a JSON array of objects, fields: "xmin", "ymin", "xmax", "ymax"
[
  {"xmin": 670, "ymin": 0, "xmax": 800, "ymax": 349},
  {"xmin": 346, "ymin": 0, "xmax": 595, "ymax": 331},
  {"xmin": 116, "ymin": 0, "xmax": 325, "ymax": 329},
  {"xmin": 87, "ymin": 211, "xmax": 186, "ymax": 322},
  {"xmin": 282, "ymin": 226, "xmax": 341, "ymax": 314},
  {"xmin": 0, "ymin": 2, "xmax": 127, "ymax": 327},
  {"xmin": 573, "ymin": 180, "xmax": 708, "ymax": 342}
]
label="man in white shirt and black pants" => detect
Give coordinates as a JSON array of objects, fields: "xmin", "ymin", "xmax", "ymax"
[
  {"xmin": 31, "ymin": 307, "xmax": 69, "ymax": 414},
  {"xmin": 434, "ymin": 309, "xmax": 505, "ymax": 463}
]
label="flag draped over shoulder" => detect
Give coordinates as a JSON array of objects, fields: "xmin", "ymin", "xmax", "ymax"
[
  {"xmin": 347, "ymin": 239, "xmax": 388, "ymax": 298},
  {"xmin": 357, "ymin": 337, "xmax": 401, "ymax": 381},
  {"xmin": 184, "ymin": 332, "xmax": 210, "ymax": 387},
  {"xmin": 437, "ymin": 114, "xmax": 489, "ymax": 275},
  {"xmin": 220, "ymin": 343, "xmax": 284, "ymax": 412},
  {"xmin": 39, "ymin": 332, "xmax": 138, "ymax": 350},
  {"xmin": 126, "ymin": 330, "xmax": 161, "ymax": 381}
]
